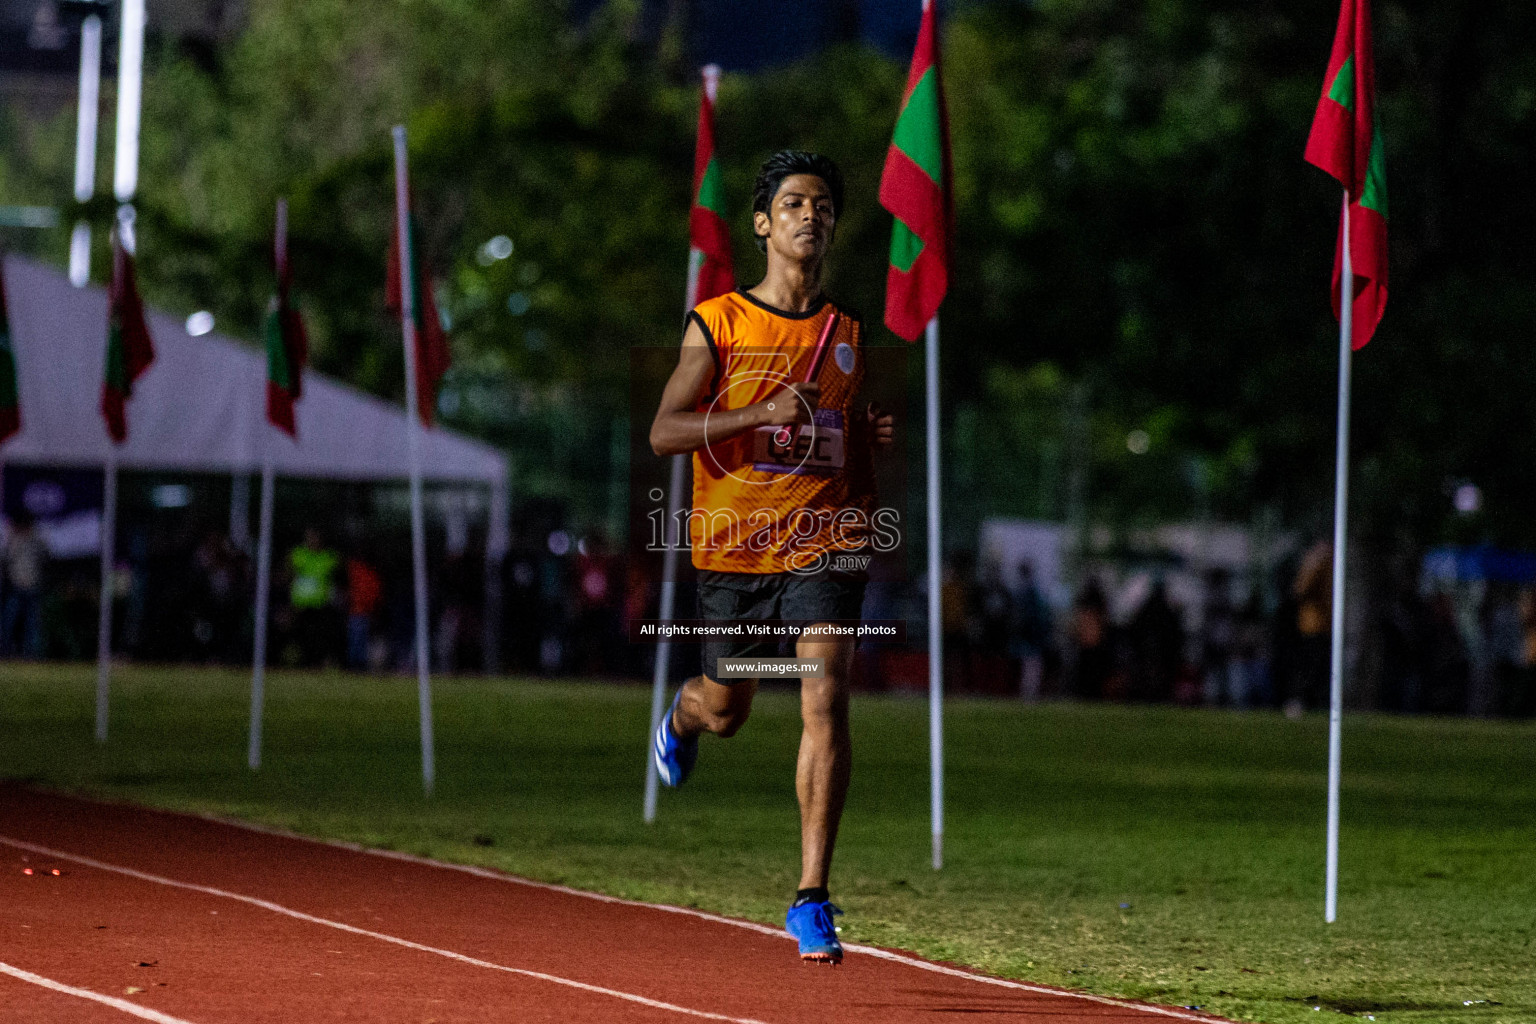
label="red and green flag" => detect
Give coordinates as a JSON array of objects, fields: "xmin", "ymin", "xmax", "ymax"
[
  {"xmin": 689, "ymin": 64, "xmax": 734, "ymax": 307},
  {"xmin": 1304, "ymin": 0, "xmax": 1388, "ymax": 349},
  {"xmin": 0, "ymin": 257, "xmax": 19, "ymax": 444},
  {"xmin": 101, "ymin": 230, "xmax": 154, "ymax": 443},
  {"xmin": 386, "ymin": 213, "xmax": 451, "ymax": 428},
  {"xmin": 880, "ymin": 0, "xmax": 952, "ymax": 342},
  {"xmin": 265, "ymin": 202, "xmax": 308, "ymax": 437}
]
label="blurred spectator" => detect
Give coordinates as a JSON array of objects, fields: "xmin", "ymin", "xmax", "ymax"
[
  {"xmin": 1067, "ymin": 578, "xmax": 1110, "ymax": 699},
  {"xmin": 1513, "ymin": 588, "xmax": 1536, "ymax": 717},
  {"xmin": 1010, "ymin": 560, "xmax": 1052, "ymax": 700},
  {"xmin": 2, "ymin": 511, "xmax": 47, "ymax": 657},
  {"xmin": 1231, "ymin": 589, "xmax": 1272, "ymax": 708},
  {"xmin": 1378, "ymin": 574, "xmax": 1426, "ymax": 713},
  {"xmin": 191, "ymin": 531, "xmax": 245, "ymax": 663},
  {"xmin": 140, "ymin": 522, "xmax": 198, "ymax": 661},
  {"xmin": 504, "ymin": 550, "xmax": 542, "ymax": 672},
  {"xmin": 942, "ymin": 552, "xmax": 974, "ymax": 661},
  {"xmin": 856, "ymin": 578, "xmax": 901, "ymax": 690},
  {"xmin": 433, "ymin": 551, "xmax": 481, "ymax": 674},
  {"xmin": 959, "ymin": 558, "xmax": 1014, "ymax": 693},
  {"xmin": 1270, "ymin": 564, "xmax": 1300, "ymax": 712},
  {"xmin": 1289, "ymin": 541, "xmax": 1333, "ymax": 715},
  {"xmin": 1200, "ymin": 568, "xmax": 1237, "ymax": 706},
  {"xmin": 384, "ymin": 563, "xmax": 416, "ymax": 671},
  {"xmin": 345, "ymin": 549, "xmax": 383, "ymax": 670},
  {"xmin": 121, "ymin": 528, "xmax": 150, "ymax": 653},
  {"xmin": 289, "ymin": 527, "xmax": 340, "ymax": 667},
  {"xmin": 1422, "ymin": 591, "xmax": 1469, "ymax": 714},
  {"xmin": 538, "ymin": 549, "xmax": 570, "ymax": 672},
  {"xmin": 973, "ymin": 561, "xmax": 1012, "ymax": 658},
  {"xmin": 572, "ymin": 535, "xmax": 622, "ymax": 675},
  {"xmin": 47, "ymin": 566, "xmax": 97, "ymax": 660},
  {"xmin": 1128, "ymin": 578, "xmax": 1181, "ymax": 702},
  {"xmin": 622, "ymin": 559, "xmax": 655, "ymax": 678},
  {"xmin": 1480, "ymin": 583, "xmax": 1521, "ymax": 718}
]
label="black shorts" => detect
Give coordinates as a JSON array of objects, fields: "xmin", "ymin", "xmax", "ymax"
[{"xmin": 698, "ymin": 568, "xmax": 868, "ymax": 682}]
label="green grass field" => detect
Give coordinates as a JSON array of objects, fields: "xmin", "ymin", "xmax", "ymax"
[{"xmin": 1, "ymin": 663, "xmax": 1532, "ymax": 1024}]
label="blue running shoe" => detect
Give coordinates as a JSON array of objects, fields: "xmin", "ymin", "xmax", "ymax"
[
  {"xmin": 785, "ymin": 900, "xmax": 843, "ymax": 964},
  {"xmin": 653, "ymin": 688, "xmax": 698, "ymax": 787}
]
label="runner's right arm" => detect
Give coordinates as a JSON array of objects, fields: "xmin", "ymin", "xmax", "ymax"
[{"xmin": 649, "ymin": 317, "xmax": 818, "ymax": 456}]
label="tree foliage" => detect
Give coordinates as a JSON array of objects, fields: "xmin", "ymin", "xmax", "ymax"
[{"xmin": 6, "ymin": 0, "xmax": 1536, "ymax": 549}]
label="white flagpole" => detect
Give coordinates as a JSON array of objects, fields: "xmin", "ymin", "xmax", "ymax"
[
  {"xmin": 249, "ymin": 198, "xmax": 285, "ymax": 771},
  {"xmin": 250, "ymin": 458, "xmax": 274, "ymax": 769},
  {"xmin": 1325, "ymin": 193, "xmax": 1353, "ymax": 923},
  {"xmin": 645, "ymin": 64, "xmax": 718, "ymax": 823},
  {"xmin": 644, "ymin": 447, "xmax": 688, "ymax": 823},
  {"xmin": 393, "ymin": 125, "xmax": 436, "ymax": 797},
  {"xmin": 644, "ymin": 244, "xmax": 702, "ymax": 825},
  {"xmin": 69, "ymin": 12, "xmax": 102, "ymax": 288},
  {"xmin": 95, "ymin": 452, "xmax": 116, "ymax": 743},
  {"xmin": 926, "ymin": 314, "xmax": 943, "ymax": 870},
  {"xmin": 96, "ymin": 0, "xmax": 144, "ymax": 745}
]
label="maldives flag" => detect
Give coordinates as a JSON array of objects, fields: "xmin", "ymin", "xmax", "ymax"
[
  {"xmin": 1304, "ymin": 0, "xmax": 1388, "ymax": 349},
  {"xmin": 0, "ymin": 258, "xmax": 18, "ymax": 444},
  {"xmin": 880, "ymin": 0, "xmax": 952, "ymax": 343},
  {"xmin": 101, "ymin": 230, "xmax": 154, "ymax": 443},
  {"xmin": 264, "ymin": 202, "xmax": 308, "ymax": 437},
  {"xmin": 689, "ymin": 64, "xmax": 733, "ymax": 307},
  {"xmin": 386, "ymin": 215, "xmax": 451, "ymax": 428}
]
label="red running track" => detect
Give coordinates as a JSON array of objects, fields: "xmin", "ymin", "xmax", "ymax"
[{"xmin": 0, "ymin": 785, "xmax": 1230, "ymax": 1024}]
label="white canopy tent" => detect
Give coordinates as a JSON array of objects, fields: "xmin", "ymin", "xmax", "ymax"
[{"xmin": 0, "ymin": 253, "xmax": 511, "ymax": 667}]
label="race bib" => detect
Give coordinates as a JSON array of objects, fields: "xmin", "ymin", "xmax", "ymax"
[{"xmin": 752, "ymin": 410, "xmax": 845, "ymax": 475}]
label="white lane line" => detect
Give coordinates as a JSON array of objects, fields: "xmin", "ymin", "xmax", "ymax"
[
  {"xmin": 0, "ymin": 836, "xmax": 770, "ymax": 1024},
  {"xmin": 0, "ymin": 961, "xmax": 201, "ymax": 1024},
  {"xmin": 201, "ymin": 813, "xmax": 1225, "ymax": 1023}
]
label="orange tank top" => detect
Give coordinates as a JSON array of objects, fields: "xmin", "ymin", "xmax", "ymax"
[{"xmin": 688, "ymin": 290, "xmax": 875, "ymax": 574}]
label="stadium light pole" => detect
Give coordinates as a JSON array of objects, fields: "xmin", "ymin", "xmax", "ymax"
[
  {"xmin": 69, "ymin": 10, "xmax": 102, "ymax": 287},
  {"xmin": 1324, "ymin": 195, "xmax": 1353, "ymax": 924},
  {"xmin": 393, "ymin": 124, "xmax": 437, "ymax": 797}
]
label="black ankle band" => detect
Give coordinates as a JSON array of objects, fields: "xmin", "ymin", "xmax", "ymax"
[{"xmin": 793, "ymin": 887, "xmax": 829, "ymax": 906}]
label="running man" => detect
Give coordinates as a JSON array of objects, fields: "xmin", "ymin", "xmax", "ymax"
[{"xmin": 649, "ymin": 150, "xmax": 895, "ymax": 964}]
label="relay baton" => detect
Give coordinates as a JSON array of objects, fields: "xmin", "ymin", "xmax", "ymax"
[{"xmin": 773, "ymin": 309, "xmax": 841, "ymax": 447}]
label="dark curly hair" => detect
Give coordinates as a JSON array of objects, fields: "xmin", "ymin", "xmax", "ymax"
[{"xmin": 750, "ymin": 150, "xmax": 844, "ymax": 253}]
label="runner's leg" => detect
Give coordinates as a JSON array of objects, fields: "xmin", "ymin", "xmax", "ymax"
[
  {"xmin": 793, "ymin": 634, "xmax": 854, "ymax": 890},
  {"xmin": 674, "ymin": 675, "xmax": 757, "ymax": 738}
]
